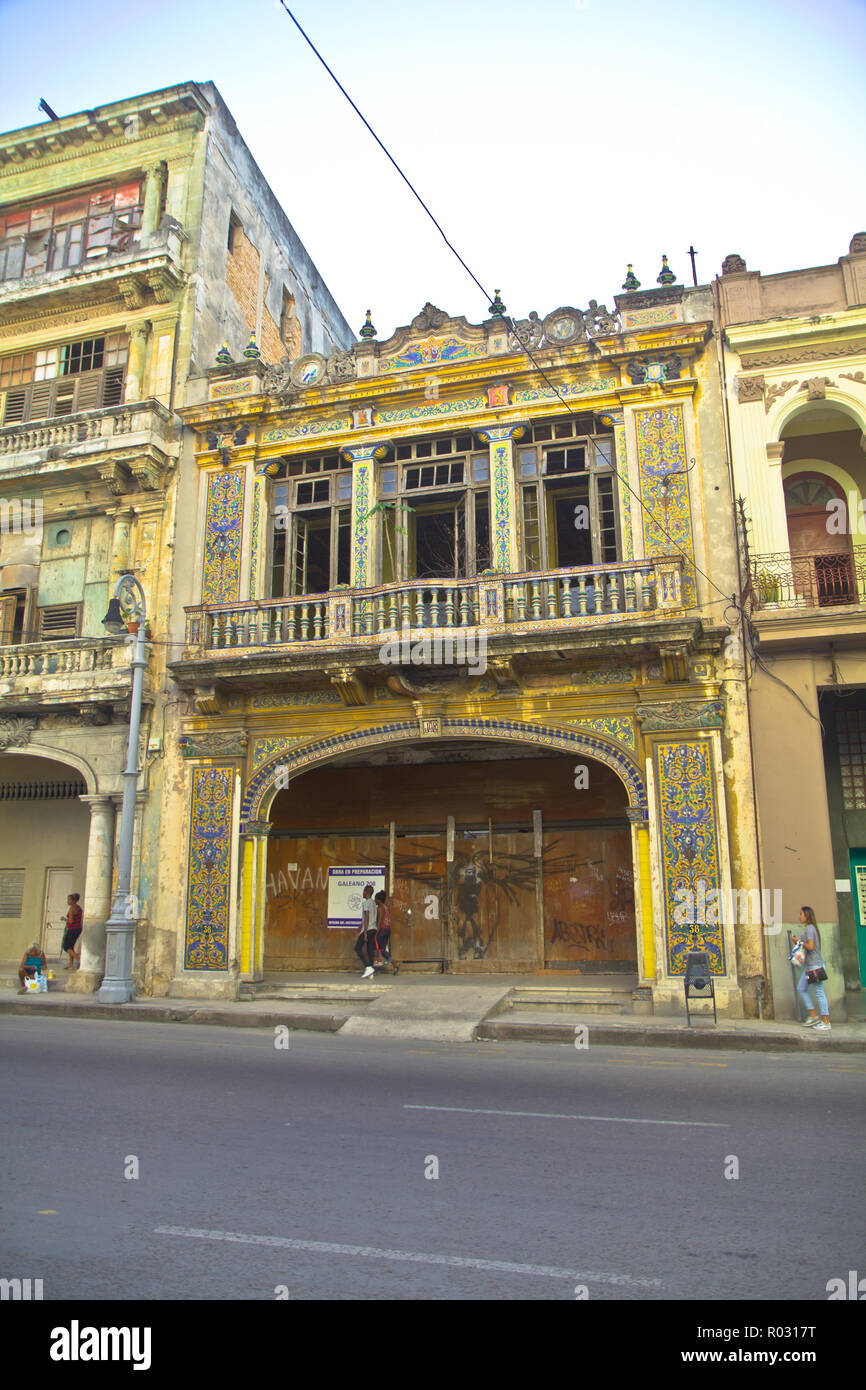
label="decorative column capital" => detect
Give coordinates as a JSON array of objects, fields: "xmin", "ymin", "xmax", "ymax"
[
  {"xmin": 475, "ymin": 423, "xmax": 528, "ymax": 444},
  {"xmin": 241, "ymin": 819, "xmax": 272, "ymax": 838},
  {"xmin": 626, "ymin": 807, "xmax": 650, "ymax": 826},
  {"xmin": 341, "ymin": 441, "xmax": 392, "ymax": 464}
]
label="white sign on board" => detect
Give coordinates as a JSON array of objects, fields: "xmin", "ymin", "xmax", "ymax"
[{"xmin": 327, "ymin": 865, "xmax": 386, "ymax": 929}]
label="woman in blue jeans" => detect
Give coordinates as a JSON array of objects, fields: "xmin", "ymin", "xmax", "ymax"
[{"xmin": 795, "ymin": 906, "xmax": 830, "ymax": 1032}]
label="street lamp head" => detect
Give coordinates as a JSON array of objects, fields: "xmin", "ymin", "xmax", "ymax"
[{"xmin": 102, "ymin": 597, "xmax": 126, "ymax": 635}]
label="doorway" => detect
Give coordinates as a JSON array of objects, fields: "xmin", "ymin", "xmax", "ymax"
[{"xmin": 42, "ymin": 867, "xmax": 75, "ymax": 960}]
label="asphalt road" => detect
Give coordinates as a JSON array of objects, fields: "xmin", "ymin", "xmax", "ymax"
[{"xmin": 1, "ymin": 1015, "xmax": 863, "ymax": 1301}]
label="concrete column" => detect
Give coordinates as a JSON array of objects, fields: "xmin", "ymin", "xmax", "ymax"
[
  {"xmin": 140, "ymin": 164, "xmax": 164, "ymax": 241},
  {"xmin": 240, "ymin": 820, "xmax": 271, "ymax": 980},
  {"xmin": 110, "ymin": 508, "xmax": 135, "ymax": 580},
  {"xmin": 68, "ymin": 795, "xmax": 116, "ymax": 991},
  {"xmin": 627, "ymin": 808, "xmax": 654, "ymax": 985},
  {"xmin": 123, "ymin": 322, "xmax": 150, "ymax": 404},
  {"xmin": 476, "ymin": 424, "xmax": 526, "ymax": 572}
]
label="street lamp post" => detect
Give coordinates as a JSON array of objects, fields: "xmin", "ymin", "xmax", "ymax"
[{"xmin": 98, "ymin": 571, "xmax": 148, "ymax": 1005}]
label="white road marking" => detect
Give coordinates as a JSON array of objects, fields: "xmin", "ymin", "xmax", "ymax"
[
  {"xmin": 154, "ymin": 1225, "xmax": 661, "ymax": 1288},
  {"xmin": 404, "ymin": 1103, "xmax": 727, "ymax": 1128}
]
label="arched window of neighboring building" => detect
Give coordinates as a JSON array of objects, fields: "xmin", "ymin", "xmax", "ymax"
[{"xmin": 784, "ymin": 471, "xmax": 855, "ymax": 606}]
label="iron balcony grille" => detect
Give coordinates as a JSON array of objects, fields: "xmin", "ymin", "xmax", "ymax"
[{"xmin": 751, "ymin": 551, "xmax": 866, "ymax": 609}]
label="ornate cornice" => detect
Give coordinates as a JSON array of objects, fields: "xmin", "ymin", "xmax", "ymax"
[
  {"xmin": 739, "ymin": 340, "xmax": 865, "ymax": 370},
  {"xmin": 636, "ymin": 699, "xmax": 724, "ymax": 732}
]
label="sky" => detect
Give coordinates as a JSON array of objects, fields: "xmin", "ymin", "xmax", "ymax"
[{"xmin": 1, "ymin": 0, "xmax": 864, "ymax": 341}]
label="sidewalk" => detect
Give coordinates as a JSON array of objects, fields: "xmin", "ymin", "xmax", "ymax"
[{"xmin": 2, "ymin": 971, "xmax": 865, "ymax": 1051}]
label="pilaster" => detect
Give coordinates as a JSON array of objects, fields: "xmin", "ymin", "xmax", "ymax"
[{"xmin": 475, "ymin": 424, "xmax": 526, "ymax": 573}]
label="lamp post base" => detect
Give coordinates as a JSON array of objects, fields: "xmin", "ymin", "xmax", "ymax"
[{"xmin": 97, "ymin": 914, "xmax": 136, "ymax": 1004}]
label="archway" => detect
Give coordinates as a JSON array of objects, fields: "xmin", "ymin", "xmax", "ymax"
[
  {"xmin": 0, "ymin": 751, "xmax": 90, "ymax": 964},
  {"xmin": 251, "ymin": 725, "xmax": 644, "ymax": 974},
  {"xmin": 778, "ymin": 400, "xmax": 866, "ymax": 605}
]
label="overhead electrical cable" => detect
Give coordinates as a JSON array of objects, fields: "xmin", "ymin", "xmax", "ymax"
[{"xmin": 276, "ymin": 1, "xmax": 745, "ymax": 623}]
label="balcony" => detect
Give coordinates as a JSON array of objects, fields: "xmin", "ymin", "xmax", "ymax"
[
  {"xmin": 0, "ymin": 399, "xmax": 179, "ymax": 490},
  {"xmin": 750, "ymin": 550, "xmax": 866, "ymax": 652},
  {"xmin": 0, "ymin": 219, "xmax": 185, "ymax": 324},
  {"xmin": 176, "ymin": 557, "xmax": 692, "ymax": 692},
  {"xmin": 751, "ymin": 551, "xmax": 866, "ymax": 610},
  {"xmin": 0, "ymin": 635, "xmax": 151, "ymax": 711}
]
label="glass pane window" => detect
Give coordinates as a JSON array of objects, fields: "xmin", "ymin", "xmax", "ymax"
[
  {"xmin": 33, "ymin": 349, "xmax": 58, "ymax": 382},
  {"xmin": 0, "ymin": 352, "xmax": 34, "ymax": 388}
]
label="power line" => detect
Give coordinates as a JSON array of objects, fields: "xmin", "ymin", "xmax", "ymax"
[{"xmin": 275, "ymin": 1, "xmax": 744, "ymax": 627}]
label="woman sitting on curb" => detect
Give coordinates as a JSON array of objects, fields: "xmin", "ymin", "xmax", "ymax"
[{"xmin": 17, "ymin": 943, "xmax": 47, "ymax": 994}]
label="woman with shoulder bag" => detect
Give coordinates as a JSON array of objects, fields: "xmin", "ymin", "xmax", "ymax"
[{"xmin": 794, "ymin": 906, "xmax": 830, "ymax": 1031}]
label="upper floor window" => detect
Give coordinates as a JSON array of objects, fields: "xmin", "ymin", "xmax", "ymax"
[
  {"xmin": 378, "ymin": 432, "xmax": 491, "ymax": 583},
  {"xmin": 517, "ymin": 416, "xmax": 620, "ymax": 571},
  {"xmin": 1, "ymin": 333, "xmax": 128, "ymax": 424},
  {"xmin": 0, "ymin": 180, "xmax": 142, "ymax": 281},
  {"xmin": 269, "ymin": 452, "xmax": 353, "ymax": 598}
]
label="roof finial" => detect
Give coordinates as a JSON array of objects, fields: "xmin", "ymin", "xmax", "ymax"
[
  {"xmin": 621, "ymin": 264, "xmax": 640, "ymax": 291},
  {"xmin": 488, "ymin": 288, "xmax": 506, "ymax": 316},
  {"xmin": 359, "ymin": 309, "xmax": 377, "ymax": 340},
  {"xmin": 657, "ymin": 255, "xmax": 676, "ymax": 286}
]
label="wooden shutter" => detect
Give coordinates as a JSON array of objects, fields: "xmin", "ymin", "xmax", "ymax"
[
  {"xmin": 39, "ymin": 604, "xmax": 80, "ymax": 640},
  {"xmin": 3, "ymin": 389, "xmax": 28, "ymax": 424},
  {"xmin": 0, "ymin": 595, "xmax": 16, "ymax": 644},
  {"xmin": 28, "ymin": 382, "xmax": 52, "ymax": 420}
]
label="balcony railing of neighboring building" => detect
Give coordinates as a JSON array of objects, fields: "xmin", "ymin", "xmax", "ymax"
[
  {"xmin": 183, "ymin": 556, "xmax": 686, "ymax": 656},
  {"xmin": 0, "ymin": 636, "xmax": 128, "ymax": 680},
  {"xmin": 751, "ymin": 551, "xmax": 866, "ymax": 610},
  {"xmin": 0, "ymin": 398, "xmax": 176, "ymax": 458}
]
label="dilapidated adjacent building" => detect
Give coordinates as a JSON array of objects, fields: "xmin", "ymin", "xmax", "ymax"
[
  {"xmin": 0, "ymin": 82, "xmax": 351, "ymax": 986},
  {"xmin": 164, "ymin": 273, "xmax": 766, "ymax": 1017},
  {"xmin": 718, "ymin": 235, "xmax": 866, "ymax": 1018}
]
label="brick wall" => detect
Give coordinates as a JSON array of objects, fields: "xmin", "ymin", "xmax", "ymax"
[
  {"xmin": 225, "ymin": 227, "xmax": 259, "ymax": 338},
  {"xmin": 226, "ymin": 232, "xmax": 303, "ymax": 365}
]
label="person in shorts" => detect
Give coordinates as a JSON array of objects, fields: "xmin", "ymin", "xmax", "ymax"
[{"xmin": 61, "ymin": 892, "xmax": 83, "ymax": 970}]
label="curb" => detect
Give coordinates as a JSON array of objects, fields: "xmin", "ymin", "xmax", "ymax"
[
  {"xmin": 474, "ymin": 1019, "xmax": 866, "ymax": 1052},
  {"xmin": 2, "ymin": 997, "xmax": 864, "ymax": 1051},
  {"xmin": 0, "ymin": 1000, "xmax": 347, "ymax": 1032}
]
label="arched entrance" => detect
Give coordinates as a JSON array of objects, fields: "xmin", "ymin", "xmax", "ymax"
[
  {"xmin": 0, "ymin": 751, "xmax": 90, "ymax": 964},
  {"xmin": 256, "ymin": 735, "xmax": 641, "ymax": 973}
]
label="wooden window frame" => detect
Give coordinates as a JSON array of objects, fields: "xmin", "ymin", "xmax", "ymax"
[
  {"xmin": 268, "ymin": 453, "xmax": 353, "ymax": 598},
  {"xmin": 1, "ymin": 333, "xmax": 127, "ymax": 424},
  {"xmin": 0, "ymin": 182, "xmax": 143, "ymax": 281},
  {"xmin": 519, "ymin": 423, "xmax": 621, "ymax": 571}
]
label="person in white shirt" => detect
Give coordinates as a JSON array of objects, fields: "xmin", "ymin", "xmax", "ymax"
[{"xmin": 354, "ymin": 884, "xmax": 378, "ymax": 978}]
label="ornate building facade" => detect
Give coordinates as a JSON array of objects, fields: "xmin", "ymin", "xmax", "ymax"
[
  {"xmin": 0, "ymin": 83, "xmax": 352, "ymax": 987},
  {"xmin": 163, "ymin": 277, "xmax": 765, "ymax": 1017},
  {"xmin": 718, "ymin": 235, "xmax": 866, "ymax": 1018}
]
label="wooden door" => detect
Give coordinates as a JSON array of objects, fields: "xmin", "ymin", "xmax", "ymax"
[{"xmin": 42, "ymin": 868, "xmax": 75, "ymax": 959}]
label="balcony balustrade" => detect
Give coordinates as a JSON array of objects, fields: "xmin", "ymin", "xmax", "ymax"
[
  {"xmin": 0, "ymin": 400, "xmax": 177, "ymax": 493},
  {"xmin": 751, "ymin": 550, "xmax": 866, "ymax": 610},
  {"xmin": 0, "ymin": 635, "xmax": 149, "ymax": 706},
  {"xmin": 183, "ymin": 556, "xmax": 684, "ymax": 657}
]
